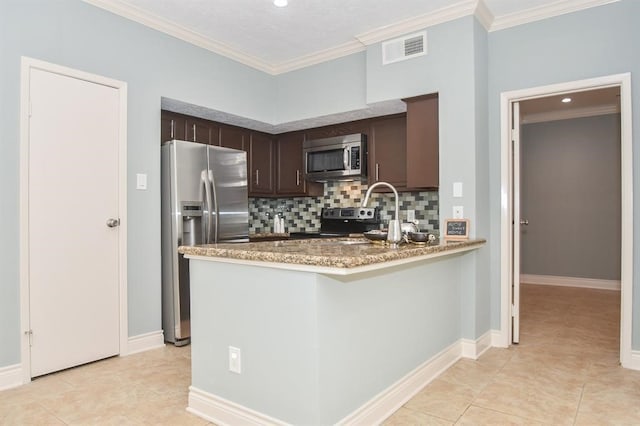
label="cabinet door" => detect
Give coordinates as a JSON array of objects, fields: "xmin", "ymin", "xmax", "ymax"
[
  {"xmin": 220, "ymin": 125, "xmax": 246, "ymax": 151},
  {"xmin": 276, "ymin": 133, "xmax": 305, "ymax": 195},
  {"xmin": 249, "ymin": 132, "xmax": 274, "ymax": 195},
  {"xmin": 369, "ymin": 115, "xmax": 407, "ymax": 188},
  {"xmin": 275, "ymin": 132, "xmax": 322, "ymax": 196},
  {"xmin": 304, "ymin": 120, "xmax": 370, "ymax": 141},
  {"xmin": 186, "ymin": 118, "xmax": 218, "ymax": 145},
  {"xmin": 405, "ymin": 94, "xmax": 439, "ymax": 188},
  {"xmin": 160, "ymin": 111, "xmax": 186, "ymax": 143}
]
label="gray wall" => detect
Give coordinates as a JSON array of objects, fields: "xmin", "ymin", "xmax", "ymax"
[
  {"xmin": 487, "ymin": 1, "xmax": 640, "ymax": 348},
  {"xmin": 3, "ymin": 0, "xmax": 640, "ymax": 370},
  {"xmin": 0, "ymin": 0, "xmax": 275, "ymax": 367},
  {"xmin": 190, "ymin": 254, "xmax": 468, "ymax": 424},
  {"xmin": 520, "ymin": 114, "xmax": 621, "ymax": 280}
]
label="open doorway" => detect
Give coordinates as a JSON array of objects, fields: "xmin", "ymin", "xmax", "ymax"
[
  {"xmin": 516, "ymin": 88, "xmax": 621, "ymax": 360},
  {"xmin": 499, "ymin": 73, "xmax": 634, "ymax": 369}
]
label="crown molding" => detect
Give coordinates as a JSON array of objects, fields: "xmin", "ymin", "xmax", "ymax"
[
  {"xmin": 490, "ymin": 0, "xmax": 620, "ymax": 32},
  {"xmin": 84, "ymin": 0, "xmax": 620, "ymax": 75},
  {"xmin": 521, "ymin": 104, "xmax": 620, "ymax": 124},
  {"xmin": 272, "ymin": 41, "xmax": 366, "ymax": 75},
  {"xmin": 355, "ymin": 0, "xmax": 477, "ymax": 46},
  {"xmin": 81, "ymin": 0, "xmax": 277, "ymax": 74},
  {"xmin": 474, "ymin": 0, "xmax": 494, "ymax": 31}
]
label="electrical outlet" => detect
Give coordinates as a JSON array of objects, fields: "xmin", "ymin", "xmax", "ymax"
[
  {"xmin": 453, "ymin": 206, "xmax": 464, "ymax": 219},
  {"xmin": 229, "ymin": 346, "xmax": 242, "ymax": 374},
  {"xmin": 407, "ymin": 209, "xmax": 416, "ymax": 222}
]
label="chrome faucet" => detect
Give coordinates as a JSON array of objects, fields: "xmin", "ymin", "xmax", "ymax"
[{"xmin": 361, "ymin": 181, "xmax": 402, "ymax": 248}]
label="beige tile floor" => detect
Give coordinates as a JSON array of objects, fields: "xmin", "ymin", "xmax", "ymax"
[
  {"xmin": 2, "ymin": 284, "xmax": 639, "ymax": 425},
  {"xmin": 385, "ymin": 283, "xmax": 640, "ymax": 425}
]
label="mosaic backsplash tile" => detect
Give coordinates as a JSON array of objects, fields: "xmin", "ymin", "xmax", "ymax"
[{"xmin": 249, "ymin": 180, "xmax": 438, "ymax": 234}]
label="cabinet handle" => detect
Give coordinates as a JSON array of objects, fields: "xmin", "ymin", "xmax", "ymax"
[
  {"xmin": 192, "ymin": 124, "xmax": 196, "ymax": 142},
  {"xmin": 375, "ymin": 163, "xmax": 380, "ymax": 181},
  {"xmin": 296, "ymin": 170, "xmax": 300, "ymax": 186},
  {"xmin": 255, "ymin": 169, "xmax": 259, "ymax": 186},
  {"xmin": 170, "ymin": 119, "xmax": 175, "ymax": 139}
]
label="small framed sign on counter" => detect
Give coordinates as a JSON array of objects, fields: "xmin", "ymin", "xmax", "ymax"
[{"xmin": 444, "ymin": 219, "xmax": 470, "ymax": 241}]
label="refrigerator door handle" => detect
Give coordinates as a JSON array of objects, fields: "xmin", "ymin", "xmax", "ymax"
[
  {"xmin": 208, "ymin": 169, "xmax": 219, "ymax": 243},
  {"xmin": 201, "ymin": 169, "xmax": 213, "ymax": 244}
]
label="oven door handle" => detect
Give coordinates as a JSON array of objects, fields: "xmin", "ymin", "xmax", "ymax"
[{"xmin": 343, "ymin": 147, "xmax": 350, "ymax": 170}]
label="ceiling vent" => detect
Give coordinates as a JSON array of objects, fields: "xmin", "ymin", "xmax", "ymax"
[{"xmin": 382, "ymin": 31, "xmax": 427, "ymax": 65}]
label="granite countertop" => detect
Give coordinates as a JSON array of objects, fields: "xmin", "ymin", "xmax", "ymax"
[{"xmin": 179, "ymin": 237, "xmax": 486, "ymax": 275}]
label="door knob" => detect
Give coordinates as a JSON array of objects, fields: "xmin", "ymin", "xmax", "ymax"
[
  {"xmin": 106, "ymin": 218, "xmax": 120, "ymax": 228},
  {"xmin": 520, "ymin": 219, "xmax": 529, "ymax": 226}
]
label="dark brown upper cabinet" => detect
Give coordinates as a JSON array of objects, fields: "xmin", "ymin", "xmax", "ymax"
[
  {"xmin": 368, "ymin": 114, "xmax": 407, "ymax": 189},
  {"xmin": 276, "ymin": 132, "xmax": 323, "ymax": 197},
  {"xmin": 404, "ymin": 94, "xmax": 439, "ymax": 189},
  {"xmin": 219, "ymin": 125, "xmax": 247, "ymax": 151},
  {"xmin": 161, "ymin": 111, "xmax": 186, "ymax": 143},
  {"xmin": 304, "ymin": 120, "xmax": 371, "ymax": 141},
  {"xmin": 249, "ymin": 132, "xmax": 275, "ymax": 196},
  {"xmin": 186, "ymin": 117, "xmax": 218, "ymax": 145}
]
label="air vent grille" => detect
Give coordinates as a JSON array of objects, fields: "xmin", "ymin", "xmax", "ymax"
[
  {"xmin": 382, "ymin": 31, "xmax": 427, "ymax": 65},
  {"xmin": 404, "ymin": 35, "xmax": 424, "ymax": 56}
]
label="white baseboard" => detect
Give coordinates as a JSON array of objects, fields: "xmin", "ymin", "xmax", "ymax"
[
  {"xmin": 629, "ymin": 351, "xmax": 640, "ymax": 371},
  {"xmin": 520, "ymin": 274, "xmax": 620, "ymax": 291},
  {"xmin": 188, "ymin": 386, "xmax": 287, "ymax": 426},
  {"xmin": 188, "ymin": 335, "xmax": 499, "ymax": 426},
  {"xmin": 125, "ymin": 330, "xmax": 165, "ymax": 356},
  {"xmin": 491, "ymin": 329, "xmax": 508, "ymax": 348},
  {"xmin": 0, "ymin": 364, "xmax": 23, "ymax": 391},
  {"xmin": 339, "ymin": 340, "xmax": 462, "ymax": 425},
  {"xmin": 461, "ymin": 331, "xmax": 493, "ymax": 360}
]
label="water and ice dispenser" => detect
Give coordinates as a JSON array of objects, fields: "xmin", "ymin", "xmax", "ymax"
[{"xmin": 181, "ymin": 201, "xmax": 204, "ymax": 246}]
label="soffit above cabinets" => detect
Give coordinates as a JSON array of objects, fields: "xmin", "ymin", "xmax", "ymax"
[{"xmin": 83, "ymin": 0, "xmax": 619, "ymax": 74}]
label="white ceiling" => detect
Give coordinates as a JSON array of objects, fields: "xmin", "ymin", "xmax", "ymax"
[
  {"xmin": 86, "ymin": 0, "xmax": 618, "ymax": 74},
  {"xmin": 85, "ymin": 0, "xmax": 620, "ymax": 131}
]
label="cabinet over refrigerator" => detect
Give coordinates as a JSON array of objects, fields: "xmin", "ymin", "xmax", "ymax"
[{"xmin": 161, "ymin": 140, "xmax": 249, "ymax": 346}]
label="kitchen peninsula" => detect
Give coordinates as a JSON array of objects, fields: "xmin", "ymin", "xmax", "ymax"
[{"xmin": 180, "ymin": 238, "xmax": 485, "ymax": 425}]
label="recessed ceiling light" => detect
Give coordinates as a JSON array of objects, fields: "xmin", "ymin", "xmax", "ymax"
[
  {"xmin": 561, "ymin": 97, "xmax": 572, "ymax": 103},
  {"xmin": 274, "ymin": 0, "xmax": 288, "ymax": 7}
]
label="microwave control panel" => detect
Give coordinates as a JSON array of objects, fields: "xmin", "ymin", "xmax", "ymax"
[{"xmin": 350, "ymin": 146, "xmax": 360, "ymax": 170}]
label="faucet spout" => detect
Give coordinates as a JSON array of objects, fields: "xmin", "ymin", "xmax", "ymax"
[{"xmin": 361, "ymin": 181, "xmax": 402, "ymax": 247}]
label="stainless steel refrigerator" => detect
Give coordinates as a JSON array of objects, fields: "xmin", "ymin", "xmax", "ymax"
[{"xmin": 161, "ymin": 140, "xmax": 249, "ymax": 346}]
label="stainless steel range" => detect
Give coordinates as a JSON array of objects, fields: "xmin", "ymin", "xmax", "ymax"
[{"xmin": 289, "ymin": 207, "xmax": 381, "ymax": 239}]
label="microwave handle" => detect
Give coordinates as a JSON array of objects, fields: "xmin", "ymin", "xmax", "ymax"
[{"xmin": 344, "ymin": 147, "xmax": 350, "ymax": 170}]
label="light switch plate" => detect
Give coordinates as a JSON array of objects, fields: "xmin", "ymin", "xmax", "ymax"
[
  {"xmin": 453, "ymin": 206, "xmax": 464, "ymax": 219},
  {"xmin": 453, "ymin": 182, "xmax": 463, "ymax": 198},
  {"xmin": 407, "ymin": 210, "xmax": 416, "ymax": 222},
  {"xmin": 229, "ymin": 346, "xmax": 242, "ymax": 374},
  {"xmin": 136, "ymin": 173, "xmax": 147, "ymax": 190}
]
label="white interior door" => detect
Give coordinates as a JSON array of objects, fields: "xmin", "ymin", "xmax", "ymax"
[
  {"xmin": 511, "ymin": 101, "xmax": 521, "ymax": 344},
  {"xmin": 28, "ymin": 67, "xmax": 120, "ymax": 377}
]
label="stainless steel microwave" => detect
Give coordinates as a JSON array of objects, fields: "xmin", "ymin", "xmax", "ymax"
[{"xmin": 303, "ymin": 134, "xmax": 367, "ymax": 181}]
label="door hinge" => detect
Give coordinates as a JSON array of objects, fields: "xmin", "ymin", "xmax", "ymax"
[
  {"xmin": 24, "ymin": 329, "xmax": 33, "ymax": 346},
  {"xmin": 511, "ymin": 303, "xmax": 518, "ymax": 316}
]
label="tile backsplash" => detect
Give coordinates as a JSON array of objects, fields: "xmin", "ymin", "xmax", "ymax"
[{"xmin": 249, "ymin": 180, "xmax": 438, "ymax": 233}]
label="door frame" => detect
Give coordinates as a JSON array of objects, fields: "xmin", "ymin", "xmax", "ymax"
[
  {"xmin": 19, "ymin": 57, "xmax": 128, "ymax": 383},
  {"xmin": 499, "ymin": 73, "xmax": 634, "ymax": 368}
]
